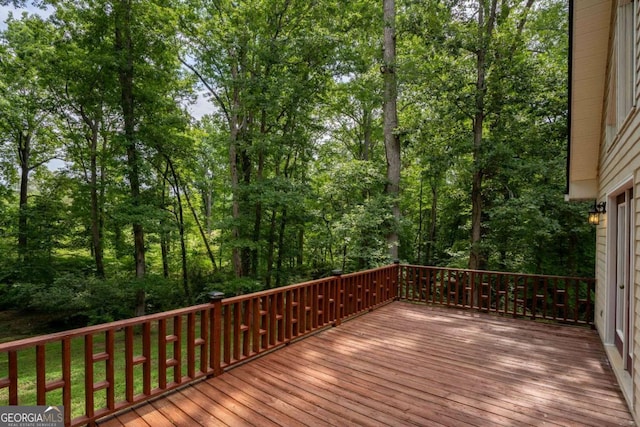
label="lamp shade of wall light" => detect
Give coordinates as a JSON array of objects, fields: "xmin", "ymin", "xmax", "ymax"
[{"xmin": 588, "ymin": 201, "xmax": 606, "ymax": 225}]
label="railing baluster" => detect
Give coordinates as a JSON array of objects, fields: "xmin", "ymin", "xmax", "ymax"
[
  {"xmin": 36, "ymin": 344, "xmax": 45, "ymax": 405},
  {"xmin": 211, "ymin": 296, "xmax": 222, "ymax": 376},
  {"xmin": 334, "ymin": 273, "xmax": 343, "ymax": 326},
  {"xmin": 223, "ymin": 304, "xmax": 232, "ymax": 366},
  {"xmin": 85, "ymin": 334, "xmax": 94, "ymax": 421},
  {"xmin": 173, "ymin": 316, "xmax": 182, "ymax": 384},
  {"xmin": 105, "ymin": 331, "xmax": 114, "ymax": 410},
  {"xmin": 124, "ymin": 326, "xmax": 134, "ymax": 402},
  {"xmin": 158, "ymin": 319, "xmax": 167, "ymax": 389},
  {"xmin": 200, "ymin": 308, "xmax": 209, "ymax": 375},
  {"xmin": 233, "ymin": 302, "xmax": 242, "ymax": 362},
  {"xmin": 143, "ymin": 322, "xmax": 151, "ymax": 396},
  {"xmin": 187, "ymin": 313, "xmax": 196, "ymax": 379},
  {"xmin": 62, "ymin": 338, "xmax": 72, "ymax": 426},
  {"xmin": 270, "ymin": 294, "xmax": 278, "ymax": 346},
  {"xmin": 416, "ymin": 268, "xmax": 422, "ymax": 301},
  {"xmin": 573, "ymin": 279, "xmax": 579, "ymax": 323}
]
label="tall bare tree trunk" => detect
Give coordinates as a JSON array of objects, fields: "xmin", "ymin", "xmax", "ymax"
[
  {"xmin": 17, "ymin": 132, "xmax": 31, "ymax": 262},
  {"xmin": 383, "ymin": 0, "xmax": 401, "ymax": 260},
  {"xmin": 115, "ymin": 0, "xmax": 146, "ymax": 316},
  {"xmin": 229, "ymin": 55, "xmax": 243, "ymax": 278},
  {"xmin": 183, "ymin": 180, "xmax": 218, "ymax": 272},
  {"xmin": 426, "ymin": 181, "xmax": 438, "ymax": 265},
  {"xmin": 252, "ymin": 110, "xmax": 266, "ymax": 278},
  {"xmin": 468, "ymin": 0, "xmax": 497, "ymax": 272},
  {"xmin": 160, "ymin": 167, "xmax": 170, "ymax": 279},
  {"xmin": 266, "ymin": 209, "xmax": 277, "ymax": 288},
  {"xmin": 167, "ymin": 160, "xmax": 190, "ymax": 300},
  {"xmin": 88, "ymin": 120, "xmax": 105, "ymax": 277}
]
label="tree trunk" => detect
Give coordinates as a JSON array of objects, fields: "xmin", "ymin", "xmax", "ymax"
[
  {"xmin": 160, "ymin": 232, "xmax": 170, "ymax": 279},
  {"xmin": 297, "ymin": 227, "xmax": 304, "ymax": 268},
  {"xmin": 160, "ymin": 166, "xmax": 170, "ymax": 279},
  {"xmin": 17, "ymin": 132, "xmax": 30, "ymax": 262},
  {"xmin": 252, "ymin": 110, "xmax": 267, "ymax": 278},
  {"xmin": 266, "ymin": 209, "xmax": 277, "ymax": 288},
  {"xmin": 275, "ymin": 208, "xmax": 287, "ymax": 288},
  {"xmin": 78, "ymin": 111, "xmax": 106, "ymax": 279},
  {"xmin": 168, "ymin": 160, "xmax": 190, "ymax": 300},
  {"xmin": 362, "ymin": 107, "xmax": 372, "ymax": 161},
  {"xmin": 383, "ymin": 0, "xmax": 401, "ymax": 260},
  {"xmin": 89, "ymin": 123, "xmax": 105, "ymax": 278},
  {"xmin": 115, "ymin": 0, "xmax": 146, "ymax": 315},
  {"xmin": 426, "ymin": 181, "xmax": 438, "ymax": 265},
  {"xmin": 468, "ymin": 0, "xmax": 496, "ymax": 272},
  {"xmin": 416, "ymin": 175, "xmax": 424, "ymax": 263},
  {"xmin": 202, "ymin": 187, "xmax": 212, "ymax": 235},
  {"xmin": 229, "ymin": 57, "xmax": 243, "ymax": 278},
  {"xmin": 240, "ymin": 143, "xmax": 252, "ymax": 276},
  {"xmin": 183, "ymin": 180, "xmax": 218, "ymax": 272}
]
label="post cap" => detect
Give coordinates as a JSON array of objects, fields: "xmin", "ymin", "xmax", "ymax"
[
  {"xmin": 208, "ymin": 291, "xmax": 225, "ymax": 302},
  {"xmin": 331, "ymin": 269, "xmax": 343, "ymax": 276},
  {"xmin": 393, "ymin": 259, "xmax": 400, "ymax": 264}
]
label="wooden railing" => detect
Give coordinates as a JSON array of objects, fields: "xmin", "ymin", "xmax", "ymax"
[
  {"xmin": 0, "ymin": 264, "xmax": 596, "ymax": 426},
  {"xmin": 398, "ymin": 265, "xmax": 595, "ymax": 325},
  {"xmin": 0, "ymin": 265, "xmax": 398, "ymax": 427}
]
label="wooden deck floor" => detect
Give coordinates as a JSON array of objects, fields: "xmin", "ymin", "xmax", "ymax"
[{"xmin": 98, "ymin": 302, "xmax": 635, "ymax": 427}]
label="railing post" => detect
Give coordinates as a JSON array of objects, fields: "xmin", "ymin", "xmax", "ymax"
[
  {"xmin": 393, "ymin": 260, "xmax": 401, "ymax": 301},
  {"xmin": 209, "ymin": 291, "xmax": 225, "ymax": 376},
  {"xmin": 332, "ymin": 270, "xmax": 343, "ymax": 326}
]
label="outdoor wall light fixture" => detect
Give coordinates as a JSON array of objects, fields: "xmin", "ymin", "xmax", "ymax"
[{"xmin": 588, "ymin": 201, "xmax": 606, "ymax": 225}]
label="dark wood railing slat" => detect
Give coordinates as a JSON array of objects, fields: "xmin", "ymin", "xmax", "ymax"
[
  {"xmin": 173, "ymin": 316, "xmax": 182, "ymax": 385},
  {"xmin": 62, "ymin": 338, "xmax": 72, "ymax": 426},
  {"xmin": 36, "ymin": 344, "xmax": 46, "ymax": 405},
  {"xmin": 105, "ymin": 331, "xmax": 114, "ymax": 411},
  {"xmin": 187, "ymin": 313, "xmax": 196, "ymax": 380},
  {"xmin": 124, "ymin": 326, "xmax": 134, "ymax": 403},
  {"xmin": 142, "ymin": 322, "xmax": 151, "ymax": 396},
  {"xmin": 84, "ymin": 334, "xmax": 94, "ymax": 421},
  {"xmin": 158, "ymin": 319, "xmax": 167, "ymax": 390}
]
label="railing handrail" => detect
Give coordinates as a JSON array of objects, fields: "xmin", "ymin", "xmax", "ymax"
[{"xmin": 401, "ymin": 263, "xmax": 595, "ymax": 282}]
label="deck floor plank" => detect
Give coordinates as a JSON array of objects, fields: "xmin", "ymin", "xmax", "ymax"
[
  {"xmin": 98, "ymin": 302, "xmax": 635, "ymax": 427},
  {"xmin": 273, "ymin": 338, "xmax": 565, "ymax": 427},
  {"xmin": 315, "ymin": 322, "xmax": 628, "ymax": 418}
]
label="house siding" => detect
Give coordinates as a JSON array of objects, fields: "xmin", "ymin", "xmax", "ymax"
[
  {"xmin": 636, "ymin": 4, "xmax": 640, "ymax": 105},
  {"xmin": 594, "ymin": 3, "xmax": 640, "ymax": 419},
  {"xmin": 634, "ymin": 173, "xmax": 640, "ymax": 417}
]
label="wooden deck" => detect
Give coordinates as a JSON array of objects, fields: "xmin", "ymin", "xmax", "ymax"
[{"xmin": 97, "ymin": 302, "xmax": 635, "ymax": 427}]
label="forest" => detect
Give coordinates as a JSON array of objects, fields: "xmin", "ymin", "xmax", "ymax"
[{"xmin": 0, "ymin": 0, "xmax": 595, "ymax": 330}]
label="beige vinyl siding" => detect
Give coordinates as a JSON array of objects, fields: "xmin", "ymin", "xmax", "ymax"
[
  {"xmin": 636, "ymin": 3, "xmax": 640, "ymax": 105},
  {"xmin": 595, "ymin": 217, "xmax": 607, "ymax": 333},
  {"xmin": 635, "ymin": 178, "xmax": 640, "ymax": 417},
  {"xmin": 598, "ymin": 65, "xmax": 640, "ymax": 427},
  {"xmin": 618, "ymin": 1, "xmax": 635, "ymax": 123},
  {"xmin": 576, "ymin": 0, "xmax": 639, "ymax": 421}
]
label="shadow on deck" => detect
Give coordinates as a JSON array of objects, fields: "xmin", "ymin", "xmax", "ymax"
[{"xmin": 98, "ymin": 302, "xmax": 634, "ymax": 427}]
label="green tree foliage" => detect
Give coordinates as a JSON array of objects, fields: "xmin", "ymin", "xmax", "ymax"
[{"xmin": 0, "ymin": 0, "xmax": 595, "ymax": 332}]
